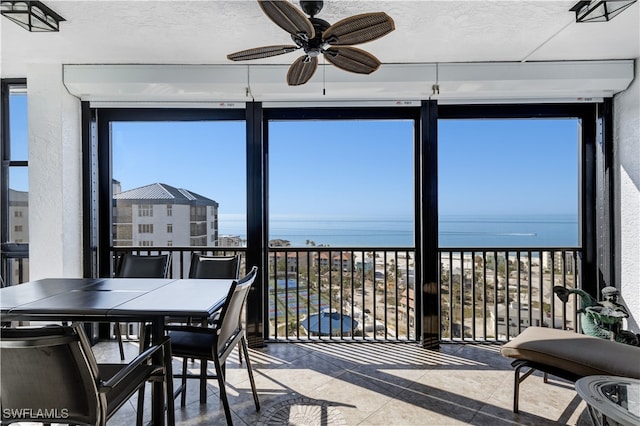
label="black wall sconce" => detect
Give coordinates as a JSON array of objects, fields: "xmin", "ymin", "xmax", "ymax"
[
  {"xmin": 570, "ymin": 0, "xmax": 638, "ymax": 22},
  {"xmin": 1, "ymin": 1, "xmax": 65, "ymax": 32}
]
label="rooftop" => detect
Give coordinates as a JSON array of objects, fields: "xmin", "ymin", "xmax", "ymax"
[{"xmin": 114, "ymin": 183, "xmax": 218, "ymax": 206}]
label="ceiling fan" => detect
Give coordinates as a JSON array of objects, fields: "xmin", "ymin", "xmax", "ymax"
[{"xmin": 227, "ymin": 0, "xmax": 395, "ymax": 86}]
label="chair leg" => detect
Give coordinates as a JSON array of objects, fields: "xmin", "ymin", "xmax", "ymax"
[
  {"xmin": 240, "ymin": 337, "xmax": 260, "ymax": 411},
  {"xmin": 213, "ymin": 355, "xmax": 233, "ymax": 425},
  {"xmin": 115, "ymin": 322, "xmax": 125, "ymax": 361},
  {"xmin": 98, "ymin": 404, "xmax": 108, "ymax": 426},
  {"xmin": 200, "ymin": 358, "xmax": 207, "ymax": 404},
  {"xmin": 513, "ymin": 366, "xmax": 520, "ymax": 413},
  {"xmin": 181, "ymin": 357, "xmax": 188, "ymax": 408},
  {"xmin": 513, "ymin": 362, "xmax": 536, "ymax": 413},
  {"xmin": 136, "ymin": 384, "xmax": 145, "ymax": 426},
  {"xmin": 164, "ymin": 341, "xmax": 175, "ymax": 426},
  {"xmin": 141, "ymin": 324, "xmax": 152, "ymax": 351}
]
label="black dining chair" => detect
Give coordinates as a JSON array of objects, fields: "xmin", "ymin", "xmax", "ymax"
[
  {"xmin": 188, "ymin": 253, "xmax": 241, "ymax": 280},
  {"xmin": 162, "ymin": 253, "xmax": 243, "ymax": 404},
  {"xmin": 164, "ymin": 254, "xmax": 240, "ymax": 328},
  {"xmin": 117, "ymin": 252, "xmax": 170, "ymax": 279},
  {"xmin": 174, "ymin": 254, "xmax": 240, "ymax": 325},
  {"xmin": 165, "ymin": 266, "xmax": 260, "ymax": 423},
  {"xmin": 114, "ymin": 252, "xmax": 170, "ymax": 360},
  {"xmin": 0, "ymin": 323, "xmax": 173, "ymax": 426}
]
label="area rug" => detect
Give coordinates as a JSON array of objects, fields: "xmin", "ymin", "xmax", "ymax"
[{"xmin": 255, "ymin": 396, "xmax": 347, "ymax": 426}]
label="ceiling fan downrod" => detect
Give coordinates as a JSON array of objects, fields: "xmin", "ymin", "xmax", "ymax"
[{"xmin": 300, "ymin": 0, "xmax": 323, "ymax": 17}]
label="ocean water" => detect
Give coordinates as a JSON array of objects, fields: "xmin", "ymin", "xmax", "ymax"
[
  {"xmin": 218, "ymin": 214, "xmax": 578, "ymax": 248},
  {"xmin": 439, "ymin": 214, "xmax": 578, "ymax": 248}
]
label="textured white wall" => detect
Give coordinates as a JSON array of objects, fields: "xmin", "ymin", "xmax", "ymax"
[
  {"xmin": 614, "ymin": 59, "xmax": 640, "ymax": 333},
  {"xmin": 27, "ymin": 64, "xmax": 83, "ymax": 279}
]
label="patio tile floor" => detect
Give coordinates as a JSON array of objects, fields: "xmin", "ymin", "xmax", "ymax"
[{"xmin": 94, "ymin": 339, "xmax": 592, "ymax": 425}]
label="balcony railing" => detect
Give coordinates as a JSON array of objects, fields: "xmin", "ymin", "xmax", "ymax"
[
  {"xmin": 268, "ymin": 247, "xmax": 416, "ymax": 341},
  {"xmin": 439, "ymin": 248, "xmax": 581, "ymax": 342},
  {"xmin": 111, "ymin": 246, "xmax": 247, "ymax": 279},
  {"xmin": 266, "ymin": 246, "xmax": 581, "ymax": 342},
  {"xmin": 0, "ymin": 243, "xmax": 30, "ymax": 287},
  {"xmin": 10, "ymin": 245, "xmax": 580, "ymax": 343}
]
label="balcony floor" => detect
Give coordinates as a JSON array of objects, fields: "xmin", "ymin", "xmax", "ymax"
[{"xmin": 96, "ymin": 339, "xmax": 591, "ymax": 425}]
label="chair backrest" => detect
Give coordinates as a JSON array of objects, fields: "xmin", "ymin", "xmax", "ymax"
[
  {"xmin": 188, "ymin": 254, "xmax": 241, "ymax": 279},
  {"xmin": 215, "ymin": 266, "xmax": 258, "ymax": 358},
  {"xmin": 116, "ymin": 253, "xmax": 170, "ymax": 278},
  {"xmin": 0, "ymin": 324, "xmax": 103, "ymax": 425}
]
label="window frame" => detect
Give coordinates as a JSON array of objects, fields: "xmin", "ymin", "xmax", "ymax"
[
  {"xmin": 437, "ymin": 103, "xmax": 600, "ymax": 296},
  {"xmin": 1, "ymin": 79, "xmax": 29, "ymax": 286},
  {"xmin": 93, "ymin": 108, "xmax": 247, "ymax": 277},
  {"xmin": 87, "ymin": 101, "xmax": 604, "ymax": 348}
]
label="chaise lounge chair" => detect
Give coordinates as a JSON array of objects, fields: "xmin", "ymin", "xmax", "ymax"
[{"xmin": 501, "ymin": 326, "xmax": 640, "ymax": 413}]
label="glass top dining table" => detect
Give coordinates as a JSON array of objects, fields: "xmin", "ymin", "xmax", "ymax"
[{"xmin": 0, "ymin": 277, "xmax": 234, "ymax": 426}]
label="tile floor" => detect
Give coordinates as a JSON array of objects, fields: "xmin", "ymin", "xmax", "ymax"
[{"xmin": 96, "ymin": 339, "xmax": 592, "ymax": 425}]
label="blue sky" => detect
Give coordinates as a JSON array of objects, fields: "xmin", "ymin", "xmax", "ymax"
[
  {"xmin": 8, "ymin": 95, "xmax": 28, "ymax": 161},
  {"xmin": 268, "ymin": 120, "xmax": 414, "ymax": 217},
  {"xmin": 111, "ymin": 117, "xmax": 578, "ymax": 218},
  {"xmin": 439, "ymin": 118, "xmax": 578, "ymax": 215},
  {"xmin": 112, "ymin": 120, "xmax": 247, "ymax": 212},
  {"xmin": 10, "ymin": 93, "xmax": 578, "ymax": 219}
]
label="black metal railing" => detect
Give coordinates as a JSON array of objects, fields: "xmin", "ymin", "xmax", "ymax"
[
  {"xmin": 0, "ymin": 243, "xmax": 29, "ymax": 286},
  {"xmin": 439, "ymin": 248, "xmax": 581, "ymax": 342},
  {"xmin": 14, "ymin": 245, "xmax": 580, "ymax": 343},
  {"xmin": 267, "ymin": 246, "xmax": 581, "ymax": 342},
  {"xmin": 267, "ymin": 247, "xmax": 416, "ymax": 342},
  {"xmin": 111, "ymin": 246, "xmax": 247, "ymax": 279}
]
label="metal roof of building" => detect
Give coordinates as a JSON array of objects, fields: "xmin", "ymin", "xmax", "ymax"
[
  {"xmin": 8, "ymin": 189, "xmax": 29, "ymax": 206},
  {"xmin": 113, "ymin": 183, "xmax": 218, "ymax": 206}
]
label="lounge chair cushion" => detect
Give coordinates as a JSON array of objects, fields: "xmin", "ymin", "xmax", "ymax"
[{"xmin": 501, "ymin": 327, "xmax": 640, "ymax": 379}]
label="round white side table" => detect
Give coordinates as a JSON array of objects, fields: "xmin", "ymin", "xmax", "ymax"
[{"xmin": 575, "ymin": 375, "xmax": 640, "ymax": 426}]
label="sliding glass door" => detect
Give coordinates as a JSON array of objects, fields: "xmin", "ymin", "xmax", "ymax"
[
  {"xmin": 1, "ymin": 80, "xmax": 29, "ymax": 286},
  {"xmin": 96, "ymin": 109, "xmax": 246, "ymax": 278},
  {"xmin": 264, "ymin": 109, "xmax": 420, "ymax": 341}
]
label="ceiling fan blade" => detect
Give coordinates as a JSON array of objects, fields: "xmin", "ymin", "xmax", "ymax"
[
  {"xmin": 324, "ymin": 47, "xmax": 381, "ymax": 74},
  {"xmin": 227, "ymin": 45, "xmax": 299, "ymax": 61},
  {"xmin": 258, "ymin": 0, "xmax": 315, "ymax": 39},
  {"xmin": 323, "ymin": 12, "xmax": 395, "ymax": 46},
  {"xmin": 287, "ymin": 56, "xmax": 318, "ymax": 86}
]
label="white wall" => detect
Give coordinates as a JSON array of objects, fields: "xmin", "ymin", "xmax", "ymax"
[
  {"xmin": 614, "ymin": 59, "xmax": 640, "ymax": 333},
  {"xmin": 130, "ymin": 203, "xmax": 191, "ymax": 247},
  {"xmin": 27, "ymin": 64, "xmax": 83, "ymax": 279}
]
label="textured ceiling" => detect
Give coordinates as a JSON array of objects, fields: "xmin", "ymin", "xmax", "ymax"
[{"xmin": 1, "ymin": 0, "xmax": 639, "ymax": 78}]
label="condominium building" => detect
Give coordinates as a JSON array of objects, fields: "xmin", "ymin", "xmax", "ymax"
[
  {"xmin": 113, "ymin": 182, "xmax": 218, "ymax": 247},
  {"xmin": 8, "ymin": 189, "xmax": 28, "ymax": 243},
  {"xmin": 4, "ymin": 189, "xmax": 30, "ymax": 285},
  {"xmin": 218, "ymin": 235, "xmax": 245, "ymax": 247},
  {"xmin": 542, "ymin": 250, "xmax": 577, "ymax": 274}
]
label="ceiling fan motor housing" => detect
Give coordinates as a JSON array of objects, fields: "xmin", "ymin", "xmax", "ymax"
[
  {"xmin": 292, "ymin": 17, "xmax": 331, "ymax": 57},
  {"xmin": 300, "ymin": 0, "xmax": 324, "ymax": 17}
]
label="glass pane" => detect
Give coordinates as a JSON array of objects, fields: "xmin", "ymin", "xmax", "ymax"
[
  {"xmin": 8, "ymin": 165, "xmax": 28, "ymax": 192},
  {"xmin": 268, "ymin": 120, "xmax": 415, "ymax": 247},
  {"xmin": 9, "ymin": 167, "xmax": 29, "ymax": 243},
  {"xmin": 111, "ymin": 121, "xmax": 246, "ymax": 248},
  {"xmin": 267, "ymin": 119, "xmax": 416, "ymax": 341},
  {"xmin": 438, "ymin": 118, "xmax": 579, "ymax": 248},
  {"xmin": 9, "ymin": 89, "xmax": 28, "ymax": 161},
  {"xmin": 5, "ymin": 258, "xmax": 30, "ymax": 286}
]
